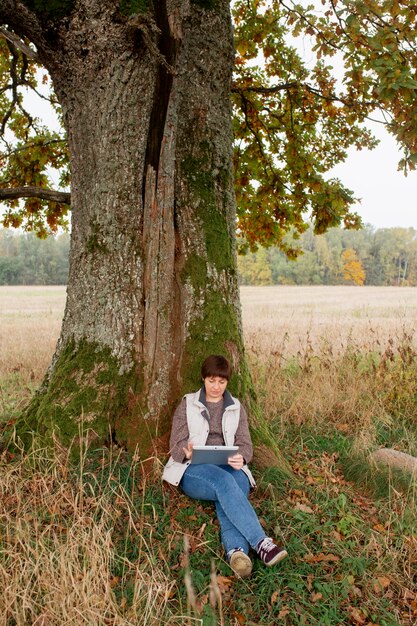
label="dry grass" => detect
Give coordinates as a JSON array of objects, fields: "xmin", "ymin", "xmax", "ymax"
[
  {"xmin": 0, "ymin": 443, "xmax": 177, "ymax": 626},
  {"xmin": 241, "ymin": 285, "xmax": 417, "ymax": 356},
  {"xmin": 0, "ymin": 285, "xmax": 417, "ymax": 625},
  {"xmin": 0, "ymin": 286, "xmax": 64, "ymax": 381}
]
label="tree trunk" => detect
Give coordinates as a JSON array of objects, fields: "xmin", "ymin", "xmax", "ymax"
[{"xmin": 3, "ymin": 0, "xmax": 288, "ymax": 470}]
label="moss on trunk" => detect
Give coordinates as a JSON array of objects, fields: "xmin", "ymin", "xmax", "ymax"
[{"xmin": 16, "ymin": 340, "xmax": 156, "ymax": 455}]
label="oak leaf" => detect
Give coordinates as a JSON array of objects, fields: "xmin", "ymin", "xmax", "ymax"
[
  {"xmin": 372, "ymin": 576, "xmax": 391, "ymax": 594},
  {"xmin": 216, "ymin": 575, "xmax": 233, "ymax": 593}
]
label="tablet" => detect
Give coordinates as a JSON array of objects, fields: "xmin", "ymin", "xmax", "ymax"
[{"xmin": 191, "ymin": 445, "xmax": 239, "ymax": 465}]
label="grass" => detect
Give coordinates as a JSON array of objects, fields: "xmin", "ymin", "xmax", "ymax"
[{"xmin": 0, "ymin": 286, "xmax": 417, "ymax": 625}]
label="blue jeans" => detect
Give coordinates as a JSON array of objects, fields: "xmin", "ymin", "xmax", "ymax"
[{"xmin": 180, "ymin": 464, "xmax": 266, "ymax": 556}]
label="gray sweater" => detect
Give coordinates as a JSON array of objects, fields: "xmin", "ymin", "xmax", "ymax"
[{"xmin": 169, "ymin": 394, "xmax": 253, "ymax": 463}]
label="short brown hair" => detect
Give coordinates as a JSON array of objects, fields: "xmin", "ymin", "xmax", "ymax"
[{"xmin": 201, "ymin": 355, "xmax": 232, "ymax": 380}]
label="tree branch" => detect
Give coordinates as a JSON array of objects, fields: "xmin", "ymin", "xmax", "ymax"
[
  {"xmin": 0, "ymin": 26, "xmax": 39, "ymax": 61},
  {"xmin": 233, "ymin": 81, "xmax": 376, "ymax": 109},
  {"xmin": 232, "ymin": 81, "xmax": 298, "ymax": 94},
  {"xmin": 0, "ymin": 186, "xmax": 71, "ymax": 204}
]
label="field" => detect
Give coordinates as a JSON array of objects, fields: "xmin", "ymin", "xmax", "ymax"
[
  {"xmin": 3, "ymin": 284, "xmax": 417, "ymax": 378},
  {"xmin": 1, "ymin": 285, "xmax": 417, "ymax": 625},
  {"xmin": 241, "ymin": 285, "xmax": 417, "ymax": 356}
]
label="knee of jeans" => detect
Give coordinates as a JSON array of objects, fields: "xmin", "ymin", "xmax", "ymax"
[{"xmin": 236, "ymin": 475, "xmax": 250, "ymax": 495}]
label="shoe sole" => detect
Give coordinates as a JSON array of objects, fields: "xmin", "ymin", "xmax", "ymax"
[
  {"xmin": 265, "ymin": 549, "xmax": 288, "ymax": 567},
  {"xmin": 230, "ymin": 552, "xmax": 253, "ymax": 578}
]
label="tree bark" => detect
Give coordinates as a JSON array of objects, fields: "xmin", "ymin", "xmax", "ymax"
[{"xmin": 1, "ymin": 0, "xmax": 288, "ymax": 470}]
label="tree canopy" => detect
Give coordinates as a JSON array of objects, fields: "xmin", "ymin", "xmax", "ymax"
[{"xmin": 2, "ymin": 0, "xmax": 417, "ymax": 253}]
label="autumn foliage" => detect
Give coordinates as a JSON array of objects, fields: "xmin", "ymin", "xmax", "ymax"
[
  {"xmin": 2, "ymin": 1, "xmax": 417, "ymax": 250},
  {"xmin": 342, "ymin": 248, "xmax": 366, "ymax": 285}
]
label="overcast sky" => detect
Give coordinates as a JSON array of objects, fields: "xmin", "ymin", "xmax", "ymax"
[{"xmin": 330, "ymin": 123, "xmax": 417, "ymax": 230}]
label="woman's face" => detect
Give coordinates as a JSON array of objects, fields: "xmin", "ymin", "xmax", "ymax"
[{"xmin": 204, "ymin": 376, "xmax": 228, "ymax": 402}]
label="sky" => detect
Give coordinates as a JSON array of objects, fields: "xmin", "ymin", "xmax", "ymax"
[{"xmin": 329, "ymin": 123, "xmax": 417, "ymax": 230}]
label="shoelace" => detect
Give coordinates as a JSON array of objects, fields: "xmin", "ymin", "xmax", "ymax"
[{"xmin": 257, "ymin": 537, "xmax": 275, "ymax": 555}]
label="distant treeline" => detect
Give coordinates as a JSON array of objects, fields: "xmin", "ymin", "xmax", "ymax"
[
  {"xmin": 1, "ymin": 224, "xmax": 417, "ymax": 286},
  {"xmin": 238, "ymin": 224, "xmax": 417, "ymax": 286},
  {"xmin": 0, "ymin": 229, "xmax": 70, "ymax": 285}
]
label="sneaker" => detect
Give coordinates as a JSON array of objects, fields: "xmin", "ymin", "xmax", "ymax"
[
  {"xmin": 255, "ymin": 537, "xmax": 288, "ymax": 566},
  {"xmin": 229, "ymin": 548, "xmax": 253, "ymax": 578}
]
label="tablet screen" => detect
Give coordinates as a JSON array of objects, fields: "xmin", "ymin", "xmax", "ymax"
[{"xmin": 191, "ymin": 445, "xmax": 239, "ymax": 465}]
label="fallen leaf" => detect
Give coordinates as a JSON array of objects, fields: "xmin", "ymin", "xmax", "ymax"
[
  {"xmin": 372, "ymin": 576, "xmax": 391, "ymax": 594},
  {"xmin": 372, "ymin": 523, "xmax": 386, "ymax": 533},
  {"xmin": 348, "ymin": 606, "xmax": 366, "ymax": 624},
  {"xmin": 216, "ymin": 575, "xmax": 233, "ymax": 593},
  {"xmin": 337, "ymin": 423, "xmax": 350, "ymax": 433},
  {"xmin": 278, "ymin": 606, "xmax": 290, "ymax": 619},
  {"xmin": 311, "ymin": 592, "xmax": 323, "ymax": 602},
  {"xmin": 404, "ymin": 588, "xmax": 416, "ymax": 601},
  {"xmin": 233, "ymin": 612, "xmax": 246, "ymax": 625},
  {"xmin": 196, "ymin": 594, "xmax": 209, "ymax": 612},
  {"xmin": 304, "ymin": 552, "xmax": 340, "ymax": 563},
  {"xmin": 294, "ymin": 502, "xmax": 314, "ymax": 514},
  {"xmin": 349, "ymin": 586, "xmax": 362, "ymax": 598},
  {"xmin": 197, "ymin": 523, "xmax": 206, "ymax": 538},
  {"xmin": 271, "ymin": 590, "xmax": 280, "ymax": 605},
  {"xmin": 307, "ymin": 573, "xmax": 314, "ymax": 591}
]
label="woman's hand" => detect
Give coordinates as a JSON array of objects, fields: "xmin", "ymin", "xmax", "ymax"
[
  {"xmin": 228, "ymin": 453, "xmax": 244, "ymax": 470},
  {"xmin": 183, "ymin": 442, "xmax": 194, "ymax": 460}
]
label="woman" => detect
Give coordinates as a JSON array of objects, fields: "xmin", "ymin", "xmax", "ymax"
[{"xmin": 163, "ymin": 354, "xmax": 287, "ymax": 578}]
